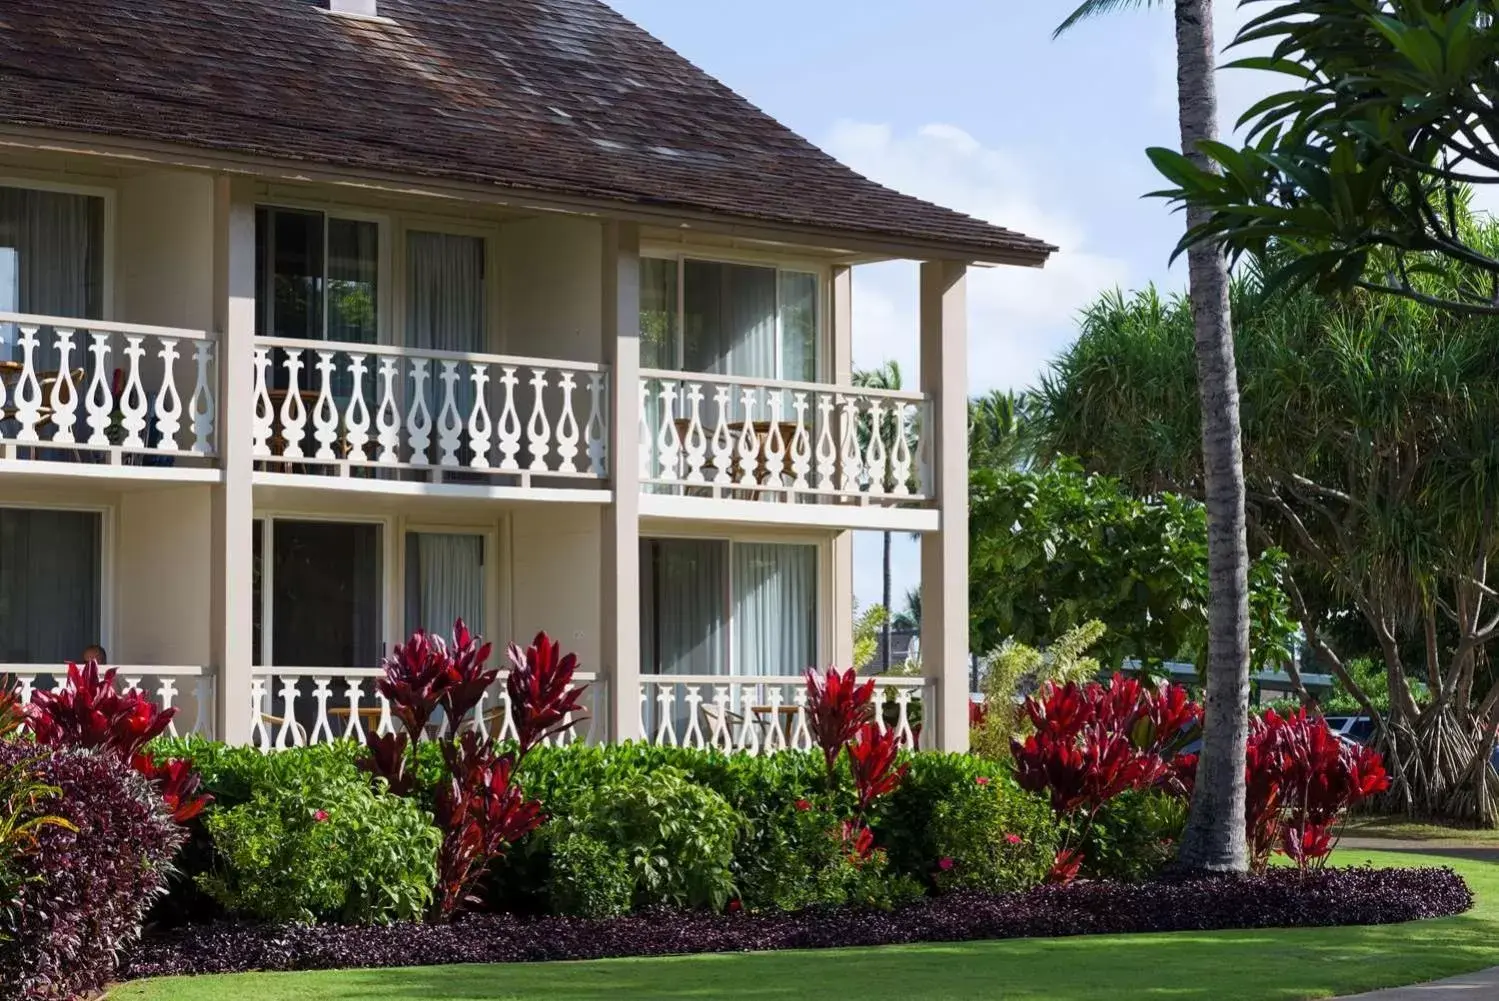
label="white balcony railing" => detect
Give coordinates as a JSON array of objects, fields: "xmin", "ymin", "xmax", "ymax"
[
  {"xmin": 0, "ymin": 313, "xmax": 218, "ymax": 463},
  {"xmin": 6, "ymin": 664, "xmax": 215, "ymax": 739},
  {"xmin": 249, "ymin": 667, "xmax": 602, "ymax": 751},
  {"xmin": 252, "ymin": 338, "xmax": 609, "ymax": 483},
  {"xmin": 639, "ymin": 371, "xmax": 931, "ymax": 503},
  {"xmin": 639, "ymin": 674, "xmax": 927, "ymax": 754}
]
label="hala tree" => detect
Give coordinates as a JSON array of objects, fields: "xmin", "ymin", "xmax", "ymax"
[
  {"xmin": 1037, "ymin": 274, "xmax": 1499, "ymax": 823},
  {"xmin": 970, "ymin": 462, "xmax": 1297, "ymax": 673},
  {"xmin": 1148, "ymin": 0, "xmax": 1499, "ymax": 315}
]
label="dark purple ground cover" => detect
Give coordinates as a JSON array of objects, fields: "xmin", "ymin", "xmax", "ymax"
[{"xmin": 123, "ymin": 864, "xmax": 1472, "ymax": 980}]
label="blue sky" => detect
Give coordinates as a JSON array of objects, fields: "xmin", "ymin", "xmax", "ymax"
[{"xmin": 606, "ymin": 0, "xmax": 1273, "ymax": 617}]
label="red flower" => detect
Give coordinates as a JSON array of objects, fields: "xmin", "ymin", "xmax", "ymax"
[
  {"xmin": 1005, "ymin": 833, "xmax": 1022, "ymax": 846},
  {"xmin": 726, "ymin": 899, "xmax": 743, "ymax": 914},
  {"xmin": 975, "ymin": 775, "xmax": 991, "ymax": 786},
  {"xmin": 794, "ymin": 798, "xmax": 812, "ymax": 812},
  {"xmin": 937, "ymin": 856, "xmax": 954, "ymax": 871},
  {"xmin": 313, "ymin": 809, "xmax": 330, "ymax": 822},
  {"xmin": 1048, "ymin": 847, "xmax": 1084, "ymax": 884}
]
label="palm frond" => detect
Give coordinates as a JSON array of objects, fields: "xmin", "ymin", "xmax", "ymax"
[{"xmin": 1053, "ymin": 0, "xmax": 1165, "ymax": 39}]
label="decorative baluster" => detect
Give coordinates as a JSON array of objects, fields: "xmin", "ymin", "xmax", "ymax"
[
  {"xmin": 496, "ymin": 366, "xmax": 522, "ymax": 470},
  {"xmin": 492, "ymin": 688, "xmax": 520, "ymax": 743},
  {"xmin": 275, "ymin": 678, "xmax": 303, "ymax": 749},
  {"xmin": 13, "ymin": 325, "xmax": 43, "ymax": 442},
  {"xmin": 375, "ymin": 692, "xmax": 395, "ymax": 737},
  {"xmin": 278, "ymin": 349, "xmax": 307, "ymax": 458},
  {"xmin": 763, "ymin": 688, "xmax": 786, "ymax": 752},
  {"xmin": 153, "ymin": 337, "xmax": 184, "ymax": 451},
  {"xmin": 639, "ymin": 683, "xmax": 650, "ymax": 743},
  {"xmin": 49, "ymin": 330, "xmax": 79, "ymax": 444},
  {"xmin": 190, "ymin": 341, "xmax": 215, "ymax": 455},
  {"xmin": 709, "ymin": 386, "xmax": 734, "ymax": 485},
  {"xmin": 682, "ymin": 382, "xmax": 707, "ymax": 482},
  {"xmin": 311, "ymin": 351, "xmax": 339, "ymax": 459},
  {"xmin": 838, "ymin": 395, "xmax": 861, "ymax": 493},
  {"xmin": 789, "ymin": 393, "xmax": 812, "ymax": 491},
  {"xmin": 654, "ymin": 685, "xmax": 678, "ymax": 746},
  {"xmin": 16, "ymin": 675, "xmax": 35, "ymax": 706},
  {"xmin": 525, "ymin": 369, "xmax": 551, "ymax": 471},
  {"xmin": 436, "ymin": 361, "xmax": 463, "ymax": 467},
  {"xmin": 376, "ymin": 357, "xmax": 402, "ymax": 464},
  {"xmin": 655, "ymin": 382, "xmax": 681, "ymax": 481},
  {"xmin": 0, "ymin": 324, "xmax": 9, "ymax": 421},
  {"xmin": 873, "ymin": 685, "xmax": 891, "ymax": 737},
  {"xmin": 193, "ymin": 676, "xmax": 214, "ymax": 738},
  {"xmin": 586, "ymin": 372, "xmax": 608, "ymax": 476},
  {"xmin": 889, "ymin": 402, "xmax": 913, "ymax": 495},
  {"xmin": 344, "ymin": 353, "xmax": 372, "ymax": 462},
  {"xmin": 637, "ymin": 379, "xmax": 654, "ymax": 480},
  {"xmin": 735, "ymin": 387, "xmax": 759, "ymax": 487},
  {"xmin": 121, "ymin": 336, "xmax": 149, "ymax": 448},
  {"xmin": 789, "ymin": 689, "xmax": 813, "ymax": 750},
  {"xmin": 737, "ymin": 687, "xmax": 762, "ymax": 755},
  {"xmin": 682, "ymin": 687, "xmax": 706, "ymax": 749},
  {"xmin": 468, "ymin": 363, "xmax": 493, "ymax": 468},
  {"xmin": 155, "ymin": 678, "xmax": 181, "ymax": 737},
  {"xmin": 762, "ymin": 395, "xmax": 787, "ymax": 490},
  {"xmin": 710, "ymin": 687, "xmax": 733, "ymax": 751},
  {"xmin": 864, "ymin": 400, "xmax": 887, "ymax": 496},
  {"xmin": 307, "ymin": 678, "xmax": 335, "ymax": 744},
  {"xmin": 814, "ymin": 394, "xmax": 836, "ymax": 491},
  {"xmin": 893, "ymin": 687, "xmax": 916, "ymax": 748},
  {"xmin": 249, "ymin": 677, "xmax": 271, "ymax": 750},
  {"xmin": 916, "ymin": 400, "xmax": 933, "ymax": 498},
  {"xmin": 344, "ymin": 679, "xmax": 366, "ymax": 742},
  {"xmin": 407, "ymin": 359, "xmax": 433, "ymax": 466},
  {"xmin": 554, "ymin": 371, "xmax": 581, "ymax": 473},
  {"xmin": 250, "ymin": 346, "xmax": 273, "ymax": 456}
]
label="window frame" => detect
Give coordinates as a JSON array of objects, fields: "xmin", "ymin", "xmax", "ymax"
[
  {"xmin": 0, "ymin": 176, "xmax": 116, "ymax": 322},
  {"xmin": 398, "ymin": 520, "xmax": 502, "ymax": 642},
  {"xmin": 254, "ymin": 202, "xmax": 392, "ymax": 347},
  {"xmin": 639, "ymin": 530, "xmax": 829, "ymax": 676},
  {"xmin": 0, "ymin": 501, "xmax": 112, "ymax": 665},
  {"xmin": 638, "ymin": 248, "xmax": 831, "ymax": 383}
]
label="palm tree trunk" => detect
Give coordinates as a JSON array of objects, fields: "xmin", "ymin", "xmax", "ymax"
[
  {"xmin": 1171, "ymin": 0, "xmax": 1251, "ymax": 873},
  {"xmin": 881, "ymin": 530, "xmax": 893, "ymax": 671}
]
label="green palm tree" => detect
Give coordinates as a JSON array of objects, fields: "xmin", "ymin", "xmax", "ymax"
[
  {"xmin": 853, "ymin": 360, "xmax": 907, "ymax": 672},
  {"xmin": 1058, "ymin": 0, "xmax": 1251, "ymax": 872},
  {"xmin": 969, "ymin": 389, "xmax": 1031, "ymax": 470}
]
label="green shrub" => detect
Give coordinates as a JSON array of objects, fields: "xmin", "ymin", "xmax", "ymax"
[
  {"xmin": 931, "ymin": 781, "xmax": 1058, "ymax": 894},
  {"xmin": 1080, "ymin": 790, "xmax": 1187, "ymax": 883},
  {"xmin": 551, "ymin": 766, "xmax": 742, "ymax": 911},
  {"xmin": 546, "ymin": 831, "xmax": 632, "ymax": 918},
  {"xmin": 876, "ymin": 752, "xmax": 1010, "ymax": 880},
  {"xmin": 197, "ymin": 755, "xmax": 439, "ymax": 924}
]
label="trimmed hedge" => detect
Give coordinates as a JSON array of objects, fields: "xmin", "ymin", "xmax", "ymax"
[{"xmin": 122, "ymin": 864, "xmax": 1473, "ymax": 979}]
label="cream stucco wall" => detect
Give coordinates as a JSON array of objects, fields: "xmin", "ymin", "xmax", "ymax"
[
  {"xmin": 117, "ymin": 169, "xmax": 217, "ymax": 331},
  {"xmin": 499, "ymin": 216, "xmax": 603, "ymax": 364},
  {"xmin": 117, "ymin": 484, "xmax": 214, "ymax": 666},
  {"xmin": 508, "ymin": 503, "xmax": 602, "ymax": 670}
]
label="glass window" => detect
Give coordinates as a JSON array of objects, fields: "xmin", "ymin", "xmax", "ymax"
[
  {"xmin": 406, "ymin": 231, "xmax": 485, "ymax": 352},
  {"xmin": 404, "ymin": 531, "xmax": 485, "ymax": 637},
  {"xmin": 0, "ymin": 508, "xmax": 101, "ymax": 663},
  {"xmin": 639, "ymin": 259, "xmax": 820, "ymax": 380},
  {"xmin": 266, "ymin": 520, "xmax": 382, "ymax": 668},
  {"xmin": 255, "ymin": 207, "xmax": 378, "ymax": 343},
  {"xmin": 0, "ymin": 186, "xmax": 105, "ymax": 320},
  {"xmin": 639, "ymin": 538, "xmax": 817, "ymax": 675}
]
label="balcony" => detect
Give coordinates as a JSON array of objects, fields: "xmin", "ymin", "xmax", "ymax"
[
  {"xmin": 250, "ymin": 337, "xmax": 610, "ymax": 494},
  {"xmin": 0, "ymin": 312, "xmax": 218, "ymax": 478}
]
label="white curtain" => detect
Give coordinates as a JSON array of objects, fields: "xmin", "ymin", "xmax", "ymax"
[
  {"xmin": 732, "ymin": 543, "xmax": 817, "ymax": 677},
  {"xmin": 407, "ymin": 532, "xmax": 484, "ymax": 637},
  {"xmin": 640, "ymin": 538, "xmax": 728, "ymax": 675},
  {"xmin": 406, "ymin": 231, "xmax": 485, "ymax": 353},
  {"xmin": 0, "ymin": 187, "xmax": 104, "ymax": 373},
  {"xmin": 0, "ymin": 508, "xmax": 101, "ymax": 663}
]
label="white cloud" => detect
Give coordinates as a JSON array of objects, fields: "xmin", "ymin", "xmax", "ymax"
[
  {"xmin": 824, "ymin": 121, "xmax": 1130, "ymax": 610},
  {"xmin": 824, "ymin": 121, "xmax": 1129, "ymax": 396}
]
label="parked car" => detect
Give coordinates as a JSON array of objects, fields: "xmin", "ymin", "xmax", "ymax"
[{"xmin": 1325, "ymin": 715, "xmax": 1376, "ymax": 745}]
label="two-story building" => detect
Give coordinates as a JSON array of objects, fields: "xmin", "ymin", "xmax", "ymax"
[{"xmin": 0, "ymin": 0, "xmax": 1052, "ymax": 753}]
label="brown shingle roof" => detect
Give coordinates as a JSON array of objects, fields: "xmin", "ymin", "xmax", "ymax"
[{"xmin": 0, "ymin": 0, "xmax": 1054, "ymax": 264}]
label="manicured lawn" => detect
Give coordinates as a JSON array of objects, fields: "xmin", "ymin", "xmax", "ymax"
[
  {"xmin": 1343, "ymin": 814, "xmax": 1499, "ymax": 844},
  {"xmin": 112, "ymin": 849, "xmax": 1499, "ymax": 1001}
]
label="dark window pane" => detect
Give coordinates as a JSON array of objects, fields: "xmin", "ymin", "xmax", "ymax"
[
  {"xmin": 682, "ymin": 261, "xmax": 776, "ymax": 378},
  {"xmin": 271, "ymin": 520, "xmax": 381, "ymax": 668},
  {"xmin": 257, "ymin": 207, "xmax": 324, "ymax": 341},
  {"xmin": 0, "ymin": 508, "xmax": 101, "ymax": 662},
  {"xmin": 328, "ymin": 218, "xmax": 379, "ymax": 343}
]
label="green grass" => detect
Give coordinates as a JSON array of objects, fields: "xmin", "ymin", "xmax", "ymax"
[
  {"xmin": 113, "ymin": 849, "xmax": 1499, "ymax": 1001},
  {"xmin": 1343, "ymin": 814, "xmax": 1499, "ymax": 844}
]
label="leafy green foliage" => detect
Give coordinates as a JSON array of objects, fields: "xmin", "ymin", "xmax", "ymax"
[
  {"xmin": 198, "ymin": 753, "xmax": 439, "ymax": 924},
  {"xmin": 931, "ymin": 781, "xmax": 1059, "ymax": 894},
  {"xmin": 969, "ymin": 461, "xmax": 1296, "ymax": 670},
  {"xmin": 550, "ymin": 767, "xmax": 742, "ymax": 911},
  {"xmin": 741, "ymin": 798, "xmax": 922, "ymax": 912},
  {"xmin": 545, "ymin": 832, "xmax": 633, "ymax": 919},
  {"xmin": 1079, "ymin": 790, "xmax": 1188, "ymax": 884},
  {"xmin": 970, "ymin": 621, "xmax": 1105, "ymax": 761}
]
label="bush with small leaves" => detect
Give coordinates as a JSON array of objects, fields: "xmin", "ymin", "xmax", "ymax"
[
  {"xmin": 546, "ymin": 832, "xmax": 632, "ymax": 919},
  {"xmin": 931, "ymin": 780, "xmax": 1058, "ymax": 895}
]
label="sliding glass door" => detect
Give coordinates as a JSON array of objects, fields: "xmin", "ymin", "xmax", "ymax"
[
  {"xmin": 254, "ymin": 518, "xmax": 383, "ymax": 669},
  {"xmin": 0, "ymin": 508, "xmax": 101, "ymax": 664},
  {"xmin": 404, "ymin": 531, "xmax": 485, "ymax": 637}
]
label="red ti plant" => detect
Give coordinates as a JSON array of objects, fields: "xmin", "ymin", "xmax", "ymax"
[
  {"xmin": 379, "ymin": 621, "xmax": 497, "ymax": 740},
  {"xmin": 507, "ymin": 632, "xmax": 589, "ymax": 754},
  {"xmin": 357, "ymin": 731, "xmax": 416, "ymax": 797},
  {"xmin": 804, "ymin": 667, "xmax": 876, "ymax": 782},
  {"xmin": 847, "ymin": 722, "xmax": 909, "ymax": 815},
  {"xmin": 0, "ymin": 677, "xmax": 22, "ymax": 737},
  {"xmin": 25, "ymin": 659, "xmax": 209, "ymax": 825},
  {"xmin": 433, "ymin": 733, "xmax": 545, "ymax": 916}
]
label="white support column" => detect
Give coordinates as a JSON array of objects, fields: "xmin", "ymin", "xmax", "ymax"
[
  {"xmin": 919, "ymin": 259, "xmax": 969, "ymax": 752},
  {"xmin": 829, "ymin": 265, "xmax": 855, "ymax": 667},
  {"xmin": 600, "ymin": 221, "xmax": 642, "ymax": 742},
  {"xmin": 210, "ymin": 176, "xmax": 255, "ymax": 745}
]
